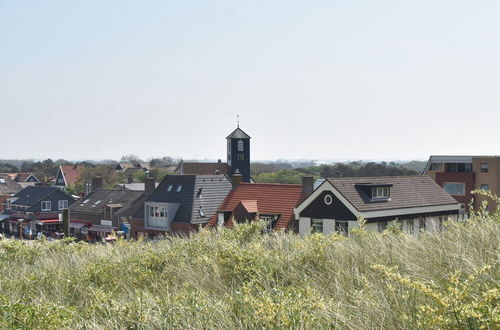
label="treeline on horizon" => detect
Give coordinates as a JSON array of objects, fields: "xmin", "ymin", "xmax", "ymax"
[{"xmin": 0, "ymin": 156, "xmax": 426, "ymax": 187}]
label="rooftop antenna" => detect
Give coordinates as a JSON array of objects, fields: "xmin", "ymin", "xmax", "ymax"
[{"xmin": 237, "ymin": 114, "xmax": 240, "ymax": 128}]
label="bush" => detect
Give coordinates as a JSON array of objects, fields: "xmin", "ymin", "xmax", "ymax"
[{"xmin": 0, "ymin": 213, "xmax": 497, "ymax": 328}]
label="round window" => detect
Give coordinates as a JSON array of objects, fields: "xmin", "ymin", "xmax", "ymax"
[{"xmin": 324, "ymin": 194, "xmax": 333, "ymax": 205}]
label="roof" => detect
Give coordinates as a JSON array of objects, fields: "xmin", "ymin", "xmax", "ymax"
[
  {"xmin": 240, "ymin": 200, "xmax": 258, "ymax": 213},
  {"xmin": 9, "ymin": 186, "xmax": 72, "ymax": 207},
  {"xmin": 327, "ymin": 176, "xmax": 458, "ymax": 212},
  {"xmin": 423, "ymin": 155, "xmax": 500, "ymax": 173},
  {"xmin": 69, "ymin": 189, "xmax": 144, "ymax": 214},
  {"xmin": 0, "ymin": 176, "xmax": 23, "ymax": 195},
  {"xmin": 181, "ymin": 162, "xmax": 229, "ymax": 175},
  {"xmin": 59, "ymin": 165, "xmax": 84, "ymax": 186},
  {"xmin": 116, "ymin": 182, "xmax": 159, "ymax": 191},
  {"xmin": 135, "ymin": 175, "xmax": 232, "ymax": 224},
  {"xmin": 15, "ymin": 173, "xmax": 38, "ymax": 182},
  {"xmin": 226, "ymin": 127, "xmax": 251, "ymax": 139},
  {"xmin": 211, "ymin": 183, "xmax": 306, "ymax": 230}
]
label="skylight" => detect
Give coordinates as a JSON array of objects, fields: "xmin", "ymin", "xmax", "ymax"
[
  {"xmin": 176, "ymin": 185, "xmax": 183, "ymax": 192},
  {"xmin": 167, "ymin": 185, "xmax": 173, "ymax": 192}
]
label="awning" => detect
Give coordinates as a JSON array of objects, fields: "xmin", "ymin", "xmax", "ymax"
[
  {"xmin": 40, "ymin": 219, "xmax": 61, "ymax": 224},
  {"xmin": 70, "ymin": 222, "xmax": 87, "ymax": 229},
  {"xmin": 0, "ymin": 214, "xmax": 11, "ymax": 221},
  {"xmin": 89, "ymin": 225, "xmax": 116, "ymax": 233}
]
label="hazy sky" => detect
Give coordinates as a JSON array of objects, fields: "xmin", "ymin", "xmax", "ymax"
[{"xmin": 1, "ymin": 1, "xmax": 499, "ymax": 161}]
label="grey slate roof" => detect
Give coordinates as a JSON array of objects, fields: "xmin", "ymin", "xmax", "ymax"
[
  {"xmin": 327, "ymin": 176, "xmax": 458, "ymax": 212},
  {"xmin": 10, "ymin": 186, "xmax": 70, "ymax": 206},
  {"xmin": 135, "ymin": 174, "xmax": 232, "ymax": 224},
  {"xmin": 226, "ymin": 127, "xmax": 251, "ymax": 139},
  {"xmin": 70, "ymin": 189, "xmax": 144, "ymax": 214}
]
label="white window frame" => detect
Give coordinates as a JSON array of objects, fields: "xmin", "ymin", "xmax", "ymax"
[
  {"xmin": 146, "ymin": 205, "xmax": 168, "ymax": 228},
  {"xmin": 335, "ymin": 221, "xmax": 348, "ymax": 236},
  {"xmin": 372, "ymin": 187, "xmax": 389, "ymax": 199},
  {"xmin": 58, "ymin": 200, "xmax": 69, "ymax": 210},
  {"xmin": 237, "ymin": 139, "xmax": 244, "ymax": 152},
  {"xmin": 311, "ymin": 219, "xmax": 323, "ymax": 233},
  {"xmin": 324, "ymin": 194, "xmax": 333, "ymax": 205},
  {"xmin": 41, "ymin": 201, "xmax": 51, "ymax": 211}
]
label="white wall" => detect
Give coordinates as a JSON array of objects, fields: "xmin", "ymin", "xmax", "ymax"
[{"xmin": 298, "ymin": 214, "xmax": 459, "ymax": 236}]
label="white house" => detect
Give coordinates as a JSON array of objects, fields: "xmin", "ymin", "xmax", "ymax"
[{"xmin": 294, "ymin": 176, "xmax": 460, "ymax": 236}]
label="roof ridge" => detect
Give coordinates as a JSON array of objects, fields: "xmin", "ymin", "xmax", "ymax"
[
  {"xmin": 239, "ymin": 182, "xmax": 302, "ymax": 187},
  {"xmin": 328, "ymin": 175, "xmax": 427, "ymax": 180}
]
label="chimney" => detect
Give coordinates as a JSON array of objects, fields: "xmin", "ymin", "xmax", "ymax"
[
  {"xmin": 128, "ymin": 175, "xmax": 133, "ymax": 184},
  {"xmin": 302, "ymin": 176, "xmax": 314, "ymax": 196},
  {"xmin": 231, "ymin": 169, "xmax": 243, "ymax": 188},
  {"xmin": 91, "ymin": 177, "xmax": 103, "ymax": 192},
  {"xmin": 144, "ymin": 177, "xmax": 156, "ymax": 195}
]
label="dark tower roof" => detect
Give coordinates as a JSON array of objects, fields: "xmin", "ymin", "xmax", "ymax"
[{"xmin": 226, "ymin": 127, "xmax": 251, "ymax": 139}]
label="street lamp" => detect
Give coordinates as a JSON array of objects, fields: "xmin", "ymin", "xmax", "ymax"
[{"xmin": 18, "ymin": 219, "xmax": 24, "ymax": 241}]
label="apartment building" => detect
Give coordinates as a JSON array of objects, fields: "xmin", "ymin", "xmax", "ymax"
[{"xmin": 423, "ymin": 156, "xmax": 500, "ymax": 214}]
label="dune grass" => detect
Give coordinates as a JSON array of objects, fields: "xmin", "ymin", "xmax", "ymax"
[{"xmin": 0, "ymin": 213, "xmax": 498, "ymax": 329}]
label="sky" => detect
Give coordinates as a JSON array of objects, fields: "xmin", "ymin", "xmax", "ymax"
[{"xmin": 1, "ymin": 0, "xmax": 499, "ymax": 162}]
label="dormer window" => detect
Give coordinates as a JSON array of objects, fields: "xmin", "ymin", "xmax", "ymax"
[{"xmin": 372, "ymin": 187, "xmax": 390, "ymax": 199}]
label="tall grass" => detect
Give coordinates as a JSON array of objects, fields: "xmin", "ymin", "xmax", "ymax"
[{"xmin": 0, "ymin": 213, "xmax": 498, "ymax": 329}]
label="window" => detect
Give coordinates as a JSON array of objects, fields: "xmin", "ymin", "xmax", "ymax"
[
  {"xmin": 480, "ymin": 184, "xmax": 490, "ymax": 191},
  {"xmin": 430, "ymin": 163, "xmax": 442, "ymax": 171},
  {"xmin": 58, "ymin": 200, "xmax": 68, "ymax": 210},
  {"xmin": 324, "ymin": 194, "xmax": 333, "ymax": 205},
  {"xmin": 176, "ymin": 185, "xmax": 183, "ymax": 192},
  {"xmin": 407, "ymin": 219, "xmax": 414, "ymax": 233},
  {"xmin": 261, "ymin": 215, "xmax": 277, "ymax": 230},
  {"xmin": 443, "ymin": 182, "xmax": 465, "ymax": 195},
  {"xmin": 445, "ymin": 163, "xmax": 472, "ymax": 173},
  {"xmin": 311, "ymin": 219, "xmax": 323, "ymax": 233},
  {"xmin": 147, "ymin": 205, "xmax": 168, "ymax": 228},
  {"xmin": 167, "ymin": 185, "xmax": 173, "ymax": 192},
  {"xmin": 372, "ymin": 187, "xmax": 390, "ymax": 199},
  {"xmin": 237, "ymin": 139, "xmax": 244, "ymax": 152},
  {"xmin": 377, "ymin": 221, "xmax": 387, "ymax": 232},
  {"xmin": 419, "ymin": 218, "xmax": 426, "ymax": 231},
  {"xmin": 481, "ymin": 163, "xmax": 489, "ymax": 173},
  {"xmin": 335, "ymin": 221, "xmax": 348, "ymax": 236},
  {"xmin": 198, "ymin": 207, "xmax": 206, "ymax": 217},
  {"xmin": 237, "ymin": 154, "xmax": 244, "ymax": 161},
  {"xmin": 94, "ymin": 200, "xmax": 102, "ymax": 206},
  {"xmin": 41, "ymin": 201, "xmax": 51, "ymax": 211}
]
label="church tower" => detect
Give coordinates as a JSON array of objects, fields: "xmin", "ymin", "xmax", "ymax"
[{"xmin": 226, "ymin": 125, "xmax": 251, "ymax": 182}]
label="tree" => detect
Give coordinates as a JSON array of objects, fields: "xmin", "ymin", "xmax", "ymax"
[{"xmin": 120, "ymin": 155, "xmax": 143, "ymax": 164}]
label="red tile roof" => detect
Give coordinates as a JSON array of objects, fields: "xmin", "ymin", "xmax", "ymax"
[
  {"xmin": 60, "ymin": 165, "xmax": 84, "ymax": 186},
  {"xmin": 240, "ymin": 200, "xmax": 258, "ymax": 213},
  {"xmin": 207, "ymin": 183, "xmax": 306, "ymax": 230}
]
